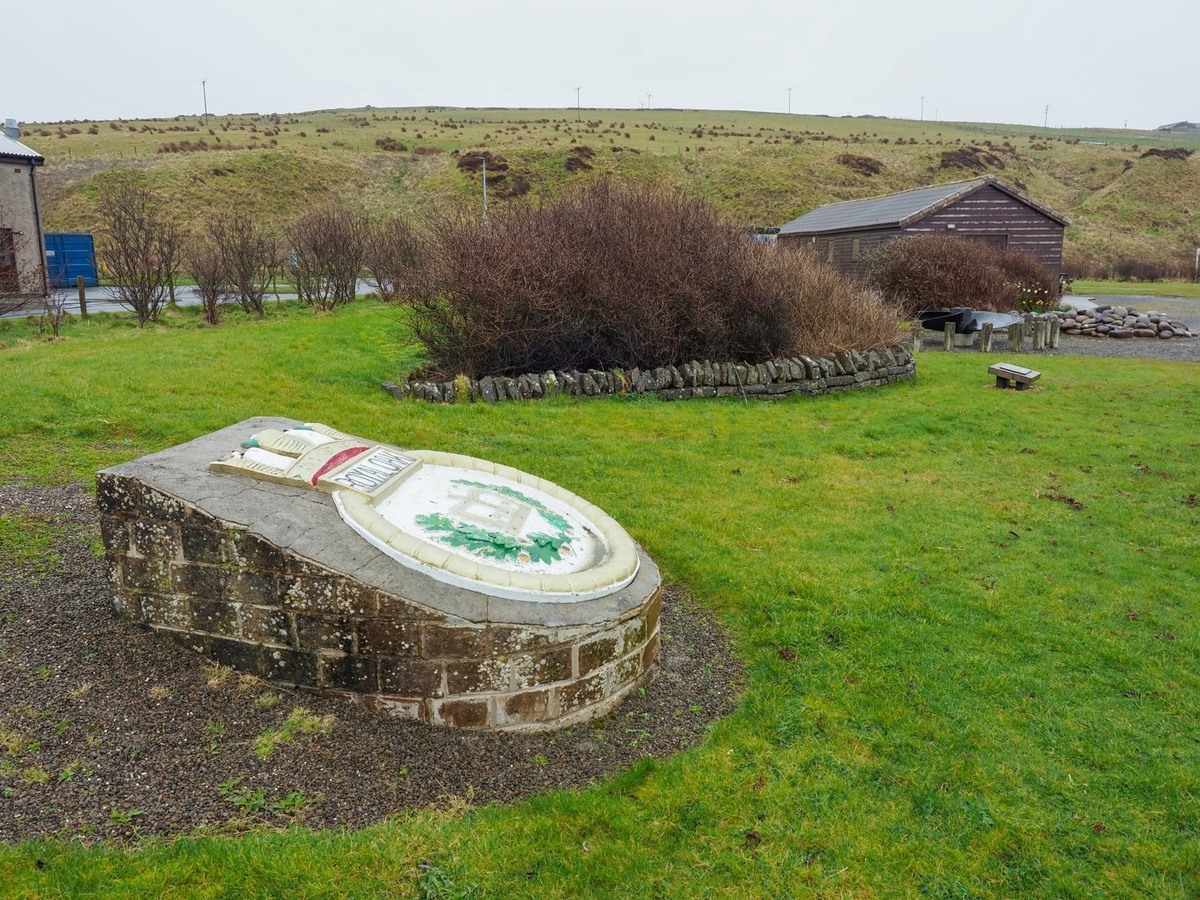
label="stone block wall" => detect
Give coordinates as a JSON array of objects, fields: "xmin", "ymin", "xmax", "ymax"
[
  {"xmin": 96, "ymin": 474, "xmax": 660, "ymax": 731},
  {"xmin": 384, "ymin": 344, "xmax": 915, "ymax": 404}
]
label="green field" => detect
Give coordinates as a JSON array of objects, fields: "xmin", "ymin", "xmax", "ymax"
[
  {"xmin": 1071, "ymin": 280, "xmax": 1200, "ymax": 298},
  {"xmin": 24, "ymin": 106, "xmax": 1200, "ymax": 273},
  {"xmin": 2, "ymin": 303, "xmax": 1199, "ymax": 897}
]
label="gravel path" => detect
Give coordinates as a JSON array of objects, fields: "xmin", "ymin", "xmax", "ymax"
[
  {"xmin": 917, "ymin": 295, "xmax": 1200, "ymax": 363},
  {"xmin": 0, "ymin": 485, "xmax": 741, "ymax": 841}
]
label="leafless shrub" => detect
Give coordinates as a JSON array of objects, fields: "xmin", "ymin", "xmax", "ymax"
[
  {"xmin": 1064, "ymin": 249, "xmax": 1192, "ymax": 282},
  {"xmin": 96, "ymin": 172, "xmax": 182, "ymax": 327},
  {"xmin": 363, "ymin": 217, "xmax": 423, "ymax": 302},
  {"xmin": 39, "ymin": 261, "xmax": 72, "ymax": 339},
  {"xmin": 207, "ymin": 211, "xmax": 279, "ymax": 316},
  {"xmin": 1062, "ymin": 248, "xmax": 1106, "ymax": 280},
  {"xmin": 285, "ymin": 207, "xmax": 367, "ymax": 312},
  {"xmin": 776, "ymin": 248, "xmax": 907, "ymax": 356},
  {"xmin": 866, "ymin": 234, "xmax": 1057, "ymax": 313},
  {"xmin": 406, "ymin": 181, "xmax": 904, "ymax": 377},
  {"xmin": 1113, "ymin": 257, "xmax": 1165, "ymax": 282},
  {"xmin": 184, "ymin": 237, "xmax": 231, "ymax": 325}
]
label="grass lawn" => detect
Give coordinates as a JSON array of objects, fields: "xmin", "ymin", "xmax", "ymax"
[
  {"xmin": 1070, "ymin": 281, "xmax": 1200, "ymax": 299},
  {"xmin": 1, "ymin": 303, "xmax": 1198, "ymax": 898}
]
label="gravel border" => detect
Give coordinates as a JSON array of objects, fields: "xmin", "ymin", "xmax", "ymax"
[{"xmin": 0, "ymin": 485, "xmax": 742, "ymax": 842}]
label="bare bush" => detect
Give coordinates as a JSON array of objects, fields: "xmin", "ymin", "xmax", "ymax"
[
  {"xmin": 364, "ymin": 217, "xmax": 423, "ymax": 302},
  {"xmin": 406, "ymin": 181, "xmax": 903, "ymax": 377},
  {"xmin": 207, "ymin": 211, "xmax": 279, "ymax": 315},
  {"xmin": 285, "ymin": 207, "xmax": 367, "ymax": 312},
  {"xmin": 1062, "ymin": 248, "xmax": 1106, "ymax": 281},
  {"xmin": 866, "ymin": 234, "xmax": 1057, "ymax": 313},
  {"xmin": 1064, "ymin": 249, "xmax": 1193, "ymax": 283},
  {"xmin": 1113, "ymin": 257, "xmax": 1164, "ymax": 282},
  {"xmin": 96, "ymin": 172, "xmax": 181, "ymax": 327},
  {"xmin": 776, "ymin": 248, "xmax": 908, "ymax": 357},
  {"xmin": 38, "ymin": 259, "xmax": 72, "ymax": 338},
  {"xmin": 184, "ymin": 237, "xmax": 231, "ymax": 325}
]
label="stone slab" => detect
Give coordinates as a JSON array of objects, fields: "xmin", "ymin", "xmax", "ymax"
[{"xmin": 99, "ymin": 418, "xmax": 659, "ymax": 628}]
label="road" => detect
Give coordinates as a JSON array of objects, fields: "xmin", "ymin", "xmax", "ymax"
[{"xmin": 3, "ymin": 281, "xmax": 377, "ymax": 318}]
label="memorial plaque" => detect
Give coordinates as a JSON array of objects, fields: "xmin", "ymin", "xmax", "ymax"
[
  {"xmin": 97, "ymin": 418, "xmax": 661, "ymax": 730},
  {"xmin": 210, "ymin": 422, "xmax": 640, "ymax": 602}
]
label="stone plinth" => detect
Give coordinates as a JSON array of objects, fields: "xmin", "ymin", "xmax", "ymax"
[{"xmin": 96, "ymin": 418, "xmax": 661, "ymax": 731}]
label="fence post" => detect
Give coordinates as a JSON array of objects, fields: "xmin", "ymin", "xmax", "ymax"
[
  {"xmin": 1032, "ymin": 319, "xmax": 1045, "ymax": 350},
  {"xmin": 1008, "ymin": 323, "xmax": 1023, "ymax": 351},
  {"xmin": 76, "ymin": 276, "xmax": 88, "ymax": 320},
  {"xmin": 943, "ymin": 322, "xmax": 955, "ymax": 351},
  {"xmin": 981, "ymin": 322, "xmax": 994, "ymax": 353},
  {"xmin": 1049, "ymin": 319, "xmax": 1061, "ymax": 349}
]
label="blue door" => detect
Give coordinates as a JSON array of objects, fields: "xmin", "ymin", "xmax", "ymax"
[{"xmin": 44, "ymin": 233, "xmax": 98, "ymax": 287}]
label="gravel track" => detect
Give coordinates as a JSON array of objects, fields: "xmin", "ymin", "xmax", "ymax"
[{"xmin": 0, "ymin": 485, "xmax": 741, "ymax": 842}]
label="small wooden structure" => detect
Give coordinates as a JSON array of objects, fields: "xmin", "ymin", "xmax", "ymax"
[
  {"xmin": 988, "ymin": 362, "xmax": 1041, "ymax": 391},
  {"xmin": 778, "ymin": 176, "xmax": 1070, "ymax": 277}
]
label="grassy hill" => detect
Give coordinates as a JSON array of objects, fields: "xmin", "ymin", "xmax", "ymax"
[{"xmin": 24, "ymin": 107, "xmax": 1200, "ymax": 274}]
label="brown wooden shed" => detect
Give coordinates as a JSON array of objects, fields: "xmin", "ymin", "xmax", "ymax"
[{"xmin": 777, "ymin": 176, "xmax": 1070, "ymax": 277}]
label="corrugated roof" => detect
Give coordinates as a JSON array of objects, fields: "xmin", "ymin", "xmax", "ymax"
[
  {"xmin": 778, "ymin": 175, "xmax": 1070, "ymax": 235},
  {"xmin": 0, "ymin": 132, "xmax": 45, "ymax": 165}
]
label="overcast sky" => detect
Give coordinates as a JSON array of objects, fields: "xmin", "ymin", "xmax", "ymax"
[{"xmin": 8, "ymin": 0, "xmax": 1197, "ymax": 130}]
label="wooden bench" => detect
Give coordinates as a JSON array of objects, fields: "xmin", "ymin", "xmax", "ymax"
[{"xmin": 988, "ymin": 362, "xmax": 1041, "ymax": 391}]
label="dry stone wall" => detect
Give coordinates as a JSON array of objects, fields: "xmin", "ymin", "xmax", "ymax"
[
  {"xmin": 96, "ymin": 472, "xmax": 661, "ymax": 732},
  {"xmin": 384, "ymin": 344, "xmax": 916, "ymax": 404}
]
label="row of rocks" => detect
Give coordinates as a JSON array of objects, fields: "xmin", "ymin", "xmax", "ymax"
[
  {"xmin": 384, "ymin": 344, "xmax": 916, "ymax": 404},
  {"xmin": 1050, "ymin": 304, "xmax": 1197, "ymax": 339}
]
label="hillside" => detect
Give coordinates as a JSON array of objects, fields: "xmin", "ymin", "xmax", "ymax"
[{"xmin": 23, "ymin": 106, "xmax": 1200, "ymax": 274}]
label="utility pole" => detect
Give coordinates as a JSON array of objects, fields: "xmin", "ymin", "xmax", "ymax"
[
  {"xmin": 787, "ymin": 87, "xmax": 793, "ymax": 115},
  {"xmin": 920, "ymin": 96, "xmax": 925, "ymax": 121},
  {"xmin": 202, "ymin": 80, "xmax": 208, "ymax": 125},
  {"xmin": 576, "ymin": 87, "xmax": 581, "ymax": 122}
]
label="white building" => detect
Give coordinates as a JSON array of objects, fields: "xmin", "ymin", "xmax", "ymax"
[{"xmin": 0, "ymin": 120, "xmax": 47, "ymax": 297}]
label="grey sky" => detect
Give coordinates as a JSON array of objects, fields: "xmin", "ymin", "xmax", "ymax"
[{"xmin": 9, "ymin": 0, "xmax": 1197, "ymax": 130}]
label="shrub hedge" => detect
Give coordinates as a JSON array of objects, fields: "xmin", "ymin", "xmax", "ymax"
[
  {"xmin": 404, "ymin": 182, "xmax": 904, "ymax": 377},
  {"xmin": 867, "ymin": 234, "xmax": 1058, "ymax": 313}
]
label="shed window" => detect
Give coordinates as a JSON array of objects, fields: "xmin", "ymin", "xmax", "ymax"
[
  {"xmin": 827, "ymin": 240, "xmax": 835, "ymax": 262},
  {"xmin": 852, "ymin": 238, "xmax": 861, "ymax": 261}
]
